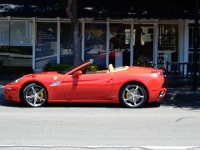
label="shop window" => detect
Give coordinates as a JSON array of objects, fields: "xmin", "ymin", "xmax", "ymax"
[
  {"xmin": 158, "ymin": 24, "xmax": 178, "ymax": 66},
  {"xmin": 60, "ymin": 23, "xmax": 73, "ymax": 65},
  {"xmin": 35, "ymin": 22, "xmax": 57, "ymax": 70},
  {"xmin": 133, "ymin": 24, "xmax": 153, "ymax": 66},
  {"xmin": 188, "ymin": 24, "xmax": 200, "ymax": 63},
  {"xmin": 10, "ymin": 21, "xmax": 32, "ymax": 46},
  {"xmin": 125, "ymin": 29, "xmax": 131, "ymax": 45},
  {"xmin": 0, "ymin": 21, "xmax": 9, "ymax": 45},
  {"xmin": 85, "ymin": 23, "xmax": 106, "ymax": 69},
  {"xmin": 0, "ymin": 21, "xmax": 32, "ymax": 75},
  {"xmin": 109, "ymin": 23, "xmax": 131, "ymax": 67}
]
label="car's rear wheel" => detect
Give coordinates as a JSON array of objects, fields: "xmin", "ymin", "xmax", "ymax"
[
  {"xmin": 22, "ymin": 83, "xmax": 47, "ymax": 107},
  {"xmin": 120, "ymin": 83, "xmax": 148, "ymax": 108}
]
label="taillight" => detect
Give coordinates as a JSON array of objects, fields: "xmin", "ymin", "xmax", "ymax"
[{"xmin": 158, "ymin": 70, "xmax": 164, "ymax": 76}]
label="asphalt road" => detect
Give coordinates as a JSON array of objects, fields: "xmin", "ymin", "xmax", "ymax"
[{"xmin": 0, "ymin": 87, "xmax": 200, "ymax": 150}]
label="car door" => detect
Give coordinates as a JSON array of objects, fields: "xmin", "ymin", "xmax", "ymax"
[{"xmin": 63, "ymin": 72, "xmax": 113, "ymax": 100}]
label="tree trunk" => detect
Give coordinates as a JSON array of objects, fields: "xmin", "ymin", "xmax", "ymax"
[
  {"xmin": 73, "ymin": 22, "xmax": 81, "ymax": 65},
  {"xmin": 66, "ymin": 0, "xmax": 82, "ymax": 65}
]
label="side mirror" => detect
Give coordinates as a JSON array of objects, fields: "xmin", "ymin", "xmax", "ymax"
[{"xmin": 73, "ymin": 70, "xmax": 82, "ymax": 78}]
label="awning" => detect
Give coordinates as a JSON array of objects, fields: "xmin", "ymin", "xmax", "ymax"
[{"xmin": 0, "ymin": 0, "xmax": 198, "ymax": 19}]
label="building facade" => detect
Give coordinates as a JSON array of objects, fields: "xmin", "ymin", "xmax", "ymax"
[{"xmin": 0, "ymin": 0, "xmax": 199, "ymax": 73}]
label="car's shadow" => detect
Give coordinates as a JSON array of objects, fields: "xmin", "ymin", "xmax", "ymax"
[
  {"xmin": 2, "ymin": 89, "xmax": 200, "ymax": 110},
  {"xmin": 1, "ymin": 89, "xmax": 200, "ymax": 109},
  {"xmin": 2, "ymin": 95, "xmax": 200, "ymax": 110},
  {"xmin": 0, "ymin": 95, "xmax": 161, "ymax": 109},
  {"xmin": 160, "ymin": 92, "xmax": 200, "ymax": 110},
  {"xmin": 0, "ymin": 85, "xmax": 161, "ymax": 109}
]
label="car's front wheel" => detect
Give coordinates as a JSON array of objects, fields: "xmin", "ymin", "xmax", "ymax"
[
  {"xmin": 120, "ymin": 83, "xmax": 148, "ymax": 108},
  {"xmin": 22, "ymin": 83, "xmax": 47, "ymax": 107}
]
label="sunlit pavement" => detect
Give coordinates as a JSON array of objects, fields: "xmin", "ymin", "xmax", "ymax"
[{"xmin": 0, "ymin": 146, "xmax": 199, "ymax": 150}]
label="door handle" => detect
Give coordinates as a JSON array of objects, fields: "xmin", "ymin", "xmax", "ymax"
[{"xmin": 107, "ymin": 79, "xmax": 113, "ymax": 83}]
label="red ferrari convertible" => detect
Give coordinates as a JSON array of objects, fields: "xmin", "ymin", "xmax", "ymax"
[{"xmin": 4, "ymin": 59, "xmax": 166, "ymax": 108}]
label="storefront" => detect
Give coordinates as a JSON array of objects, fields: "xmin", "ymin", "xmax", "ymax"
[{"xmin": 0, "ymin": 0, "xmax": 199, "ymax": 73}]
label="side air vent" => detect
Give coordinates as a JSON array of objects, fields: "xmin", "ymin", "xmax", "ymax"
[{"xmin": 50, "ymin": 81, "xmax": 61, "ymax": 86}]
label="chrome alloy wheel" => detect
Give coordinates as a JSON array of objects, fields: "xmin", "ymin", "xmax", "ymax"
[
  {"xmin": 23, "ymin": 83, "xmax": 47, "ymax": 107},
  {"xmin": 121, "ymin": 84, "xmax": 147, "ymax": 108}
]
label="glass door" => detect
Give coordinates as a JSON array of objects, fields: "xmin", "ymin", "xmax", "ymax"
[
  {"xmin": 109, "ymin": 23, "xmax": 131, "ymax": 67},
  {"xmin": 85, "ymin": 23, "xmax": 106, "ymax": 69},
  {"xmin": 35, "ymin": 22, "xmax": 57, "ymax": 70},
  {"xmin": 133, "ymin": 24, "xmax": 154, "ymax": 66},
  {"xmin": 189, "ymin": 24, "xmax": 200, "ymax": 63},
  {"xmin": 158, "ymin": 24, "xmax": 178, "ymax": 68}
]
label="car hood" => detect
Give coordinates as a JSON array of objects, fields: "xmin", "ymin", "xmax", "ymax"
[{"xmin": 23, "ymin": 71, "xmax": 61, "ymax": 78}]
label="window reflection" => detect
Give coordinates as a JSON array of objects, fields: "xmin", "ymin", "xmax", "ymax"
[
  {"xmin": 10, "ymin": 21, "xmax": 32, "ymax": 46},
  {"xmin": 0, "ymin": 21, "xmax": 32, "ymax": 75},
  {"xmin": 36, "ymin": 22, "xmax": 57, "ymax": 70},
  {"xmin": 109, "ymin": 23, "xmax": 131, "ymax": 67},
  {"xmin": 60, "ymin": 23, "xmax": 73, "ymax": 65},
  {"xmin": 158, "ymin": 24, "xmax": 178, "ymax": 67},
  {"xmin": 133, "ymin": 25, "xmax": 153, "ymax": 66},
  {"xmin": 189, "ymin": 24, "xmax": 200, "ymax": 63},
  {"xmin": 0, "ymin": 21, "xmax": 9, "ymax": 45},
  {"xmin": 85, "ymin": 23, "xmax": 106, "ymax": 69}
]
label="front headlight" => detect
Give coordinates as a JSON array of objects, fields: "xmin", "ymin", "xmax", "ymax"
[{"xmin": 10, "ymin": 77, "xmax": 23, "ymax": 85}]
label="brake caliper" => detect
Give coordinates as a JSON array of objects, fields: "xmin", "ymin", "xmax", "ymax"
[{"xmin": 40, "ymin": 91, "xmax": 44, "ymax": 101}]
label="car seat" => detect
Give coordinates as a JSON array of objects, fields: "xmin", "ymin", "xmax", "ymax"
[{"xmin": 108, "ymin": 64, "xmax": 114, "ymax": 72}]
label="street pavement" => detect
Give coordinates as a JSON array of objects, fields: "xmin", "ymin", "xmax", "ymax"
[{"xmin": 0, "ymin": 86, "xmax": 200, "ymax": 150}]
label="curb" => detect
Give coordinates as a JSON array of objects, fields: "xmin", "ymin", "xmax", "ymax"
[
  {"xmin": 167, "ymin": 88, "xmax": 200, "ymax": 94},
  {"xmin": 165, "ymin": 88, "xmax": 200, "ymax": 102}
]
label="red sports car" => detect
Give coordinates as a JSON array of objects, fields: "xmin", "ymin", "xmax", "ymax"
[{"xmin": 4, "ymin": 59, "xmax": 167, "ymax": 108}]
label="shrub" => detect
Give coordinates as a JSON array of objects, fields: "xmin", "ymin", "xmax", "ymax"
[
  {"xmin": 43, "ymin": 64, "xmax": 72, "ymax": 71},
  {"xmin": 87, "ymin": 64, "xmax": 99, "ymax": 72},
  {"xmin": 135, "ymin": 56, "xmax": 155, "ymax": 67}
]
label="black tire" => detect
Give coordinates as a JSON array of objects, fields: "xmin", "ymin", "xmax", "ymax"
[
  {"xmin": 119, "ymin": 83, "xmax": 148, "ymax": 108},
  {"xmin": 22, "ymin": 83, "xmax": 47, "ymax": 107}
]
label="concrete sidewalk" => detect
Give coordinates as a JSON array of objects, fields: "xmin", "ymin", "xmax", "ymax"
[
  {"xmin": 167, "ymin": 87, "xmax": 200, "ymax": 95},
  {"xmin": 160, "ymin": 87, "xmax": 200, "ymax": 110}
]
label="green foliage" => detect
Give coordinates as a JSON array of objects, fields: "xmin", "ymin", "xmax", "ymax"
[
  {"xmin": 135, "ymin": 56, "xmax": 145, "ymax": 66},
  {"xmin": 43, "ymin": 63, "xmax": 99, "ymax": 72},
  {"xmin": 135, "ymin": 56, "xmax": 154, "ymax": 67},
  {"xmin": 87, "ymin": 64, "xmax": 99, "ymax": 72},
  {"xmin": 43, "ymin": 63, "xmax": 72, "ymax": 71}
]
